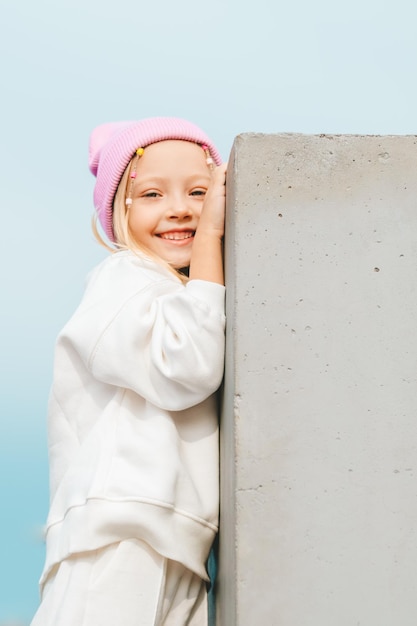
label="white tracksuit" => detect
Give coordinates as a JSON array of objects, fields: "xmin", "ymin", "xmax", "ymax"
[{"xmin": 31, "ymin": 250, "xmax": 225, "ymax": 625}]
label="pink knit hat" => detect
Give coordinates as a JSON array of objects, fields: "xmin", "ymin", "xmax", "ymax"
[{"xmin": 89, "ymin": 117, "xmax": 222, "ymax": 241}]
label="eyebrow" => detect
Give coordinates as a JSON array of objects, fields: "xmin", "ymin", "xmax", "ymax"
[
  {"xmin": 140, "ymin": 172, "xmax": 210, "ymax": 179},
  {"xmin": 134, "ymin": 174, "xmax": 211, "ymax": 186}
]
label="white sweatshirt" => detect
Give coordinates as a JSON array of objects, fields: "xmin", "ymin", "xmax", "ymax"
[{"xmin": 39, "ymin": 251, "xmax": 226, "ymax": 589}]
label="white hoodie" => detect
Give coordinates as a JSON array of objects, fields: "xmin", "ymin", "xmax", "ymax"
[{"xmin": 40, "ymin": 251, "xmax": 225, "ymax": 590}]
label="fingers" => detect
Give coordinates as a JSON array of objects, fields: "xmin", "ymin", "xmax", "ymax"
[
  {"xmin": 212, "ymin": 162, "xmax": 227, "ymax": 182},
  {"xmin": 208, "ymin": 163, "xmax": 227, "ymax": 196},
  {"xmin": 198, "ymin": 163, "xmax": 226, "ymax": 237}
]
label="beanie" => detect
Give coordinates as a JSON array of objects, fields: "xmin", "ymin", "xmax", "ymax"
[{"xmin": 89, "ymin": 117, "xmax": 223, "ymax": 242}]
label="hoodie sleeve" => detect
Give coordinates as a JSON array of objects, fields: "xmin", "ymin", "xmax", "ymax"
[{"xmin": 61, "ymin": 258, "xmax": 226, "ymax": 411}]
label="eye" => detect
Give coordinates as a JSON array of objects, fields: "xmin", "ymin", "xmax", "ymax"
[
  {"xmin": 190, "ymin": 188, "xmax": 207, "ymax": 197},
  {"xmin": 142, "ymin": 191, "xmax": 161, "ymax": 198}
]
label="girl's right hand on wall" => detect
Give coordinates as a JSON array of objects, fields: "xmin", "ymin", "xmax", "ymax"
[
  {"xmin": 189, "ymin": 163, "xmax": 227, "ymax": 285},
  {"xmin": 198, "ymin": 163, "xmax": 227, "ymax": 239}
]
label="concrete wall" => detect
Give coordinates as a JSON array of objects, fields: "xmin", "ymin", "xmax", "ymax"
[{"xmin": 218, "ymin": 133, "xmax": 417, "ymax": 625}]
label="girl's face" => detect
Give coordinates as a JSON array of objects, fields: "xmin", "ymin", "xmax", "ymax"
[{"xmin": 128, "ymin": 140, "xmax": 211, "ymax": 269}]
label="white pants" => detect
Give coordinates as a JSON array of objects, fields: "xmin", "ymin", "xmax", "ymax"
[{"xmin": 31, "ymin": 539, "xmax": 208, "ymax": 626}]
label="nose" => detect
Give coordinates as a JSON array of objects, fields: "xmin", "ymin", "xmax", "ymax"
[{"xmin": 167, "ymin": 195, "xmax": 192, "ymax": 219}]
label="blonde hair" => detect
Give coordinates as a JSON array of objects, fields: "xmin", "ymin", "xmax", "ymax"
[{"xmin": 92, "ymin": 157, "xmax": 188, "ymax": 283}]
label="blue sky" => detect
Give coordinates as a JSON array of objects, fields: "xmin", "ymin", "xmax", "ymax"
[{"xmin": 1, "ymin": 0, "xmax": 416, "ymax": 621}]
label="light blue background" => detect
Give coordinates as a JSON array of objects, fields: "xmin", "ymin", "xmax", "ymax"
[{"xmin": 1, "ymin": 0, "xmax": 416, "ymax": 622}]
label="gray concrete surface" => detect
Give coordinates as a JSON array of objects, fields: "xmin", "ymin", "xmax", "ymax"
[{"xmin": 218, "ymin": 133, "xmax": 417, "ymax": 625}]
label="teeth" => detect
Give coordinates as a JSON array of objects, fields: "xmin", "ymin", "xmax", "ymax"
[{"xmin": 160, "ymin": 232, "xmax": 194, "ymax": 240}]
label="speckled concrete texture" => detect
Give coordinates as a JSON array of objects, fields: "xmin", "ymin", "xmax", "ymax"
[{"xmin": 218, "ymin": 133, "xmax": 417, "ymax": 625}]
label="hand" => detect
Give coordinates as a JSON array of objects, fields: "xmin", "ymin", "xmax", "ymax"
[
  {"xmin": 189, "ymin": 163, "xmax": 227, "ymax": 285},
  {"xmin": 197, "ymin": 163, "xmax": 227, "ymax": 239}
]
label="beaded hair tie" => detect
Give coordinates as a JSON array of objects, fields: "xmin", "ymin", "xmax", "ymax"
[
  {"xmin": 124, "ymin": 143, "xmax": 214, "ymax": 208},
  {"xmin": 125, "ymin": 148, "xmax": 144, "ymax": 207},
  {"xmin": 201, "ymin": 144, "xmax": 215, "ymax": 170}
]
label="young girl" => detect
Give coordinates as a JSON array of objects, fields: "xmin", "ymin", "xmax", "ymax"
[{"xmin": 31, "ymin": 117, "xmax": 226, "ymax": 626}]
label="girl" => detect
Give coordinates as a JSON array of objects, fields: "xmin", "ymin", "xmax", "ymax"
[{"xmin": 31, "ymin": 117, "xmax": 226, "ymax": 626}]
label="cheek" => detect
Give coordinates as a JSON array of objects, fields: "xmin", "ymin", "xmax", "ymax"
[
  {"xmin": 128, "ymin": 206, "xmax": 150, "ymax": 228},
  {"xmin": 194, "ymin": 202, "xmax": 204, "ymax": 220},
  {"xmin": 127, "ymin": 210, "xmax": 147, "ymax": 239}
]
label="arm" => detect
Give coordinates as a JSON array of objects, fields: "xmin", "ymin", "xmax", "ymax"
[
  {"xmin": 189, "ymin": 163, "xmax": 227, "ymax": 285},
  {"xmin": 62, "ymin": 256, "xmax": 225, "ymax": 411},
  {"xmin": 90, "ymin": 283, "xmax": 225, "ymax": 410}
]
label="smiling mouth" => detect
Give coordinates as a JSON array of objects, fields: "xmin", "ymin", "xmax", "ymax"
[{"xmin": 158, "ymin": 231, "xmax": 195, "ymax": 241}]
